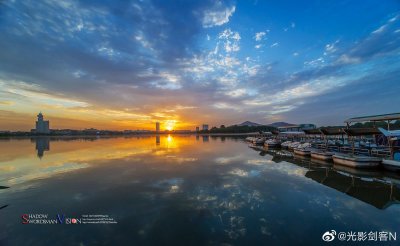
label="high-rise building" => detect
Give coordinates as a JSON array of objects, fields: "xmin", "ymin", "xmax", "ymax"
[
  {"xmin": 202, "ymin": 124, "xmax": 209, "ymax": 131},
  {"xmin": 196, "ymin": 126, "xmax": 199, "ymax": 132},
  {"xmin": 156, "ymin": 122, "xmax": 160, "ymax": 132},
  {"xmin": 35, "ymin": 112, "xmax": 50, "ymax": 134}
]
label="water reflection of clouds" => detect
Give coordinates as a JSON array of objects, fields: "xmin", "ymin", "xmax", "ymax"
[
  {"xmin": 0, "ymin": 147, "xmax": 152, "ymax": 187},
  {"xmin": 215, "ymin": 155, "xmax": 243, "ymax": 165},
  {"xmin": 0, "ymin": 136, "xmax": 193, "ymax": 187},
  {"xmin": 229, "ymin": 168, "xmax": 261, "ymax": 178},
  {"xmin": 2, "ymin": 137, "xmax": 400, "ymax": 244},
  {"xmin": 152, "ymin": 178, "xmax": 184, "ymax": 194},
  {"xmin": 246, "ymin": 159, "xmax": 274, "ymax": 165}
]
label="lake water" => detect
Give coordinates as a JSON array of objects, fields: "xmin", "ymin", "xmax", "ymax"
[{"xmin": 0, "ymin": 135, "xmax": 399, "ymax": 245}]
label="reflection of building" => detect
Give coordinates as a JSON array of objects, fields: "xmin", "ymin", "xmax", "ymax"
[
  {"xmin": 156, "ymin": 135, "xmax": 160, "ymax": 145},
  {"xmin": 35, "ymin": 112, "xmax": 50, "ymax": 134},
  {"xmin": 202, "ymin": 124, "xmax": 209, "ymax": 131},
  {"xmin": 156, "ymin": 122, "xmax": 160, "ymax": 133},
  {"xmin": 35, "ymin": 137, "xmax": 50, "ymax": 158},
  {"xmin": 202, "ymin": 135, "xmax": 209, "ymax": 142}
]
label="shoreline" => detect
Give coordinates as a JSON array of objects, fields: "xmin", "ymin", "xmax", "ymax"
[{"xmin": 0, "ymin": 132, "xmax": 261, "ymax": 139}]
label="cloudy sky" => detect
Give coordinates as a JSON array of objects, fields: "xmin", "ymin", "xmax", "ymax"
[{"xmin": 0, "ymin": 0, "xmax": 399, "ymax": 130}]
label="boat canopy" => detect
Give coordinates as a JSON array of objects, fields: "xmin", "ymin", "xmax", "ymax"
[
  {"xmin": 343, "ymin": 128, "xmax": 381, "ymax": 136},
  {"xmin": 279, "ymin": 131, "xmax": 305, "ymax": 135},
  {"xmin": 344, "ymin": 112, "xmax": 400, "ymax": 124},
  {"xmin": 303, "ymin": 129, "xmax": 321, "ymax": 135},
  {"xmin": 378, "ymin": 128, "xmax": 400, "ymax": 137},
  {"xmin": 319, "ymin": 127, "xmax": 344, "ymax": 136}
]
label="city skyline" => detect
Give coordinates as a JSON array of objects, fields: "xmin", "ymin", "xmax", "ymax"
[{"xmin": 1, "ymin": 1, "xmax": 400, "ymax": 131}]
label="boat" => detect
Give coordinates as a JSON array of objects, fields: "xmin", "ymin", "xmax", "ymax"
[
  {"xmin": 294, "ymin": 143, "xmax": 312, "ymax": 156},
  {"xmin": 288, "ymin": 142, "xmax": 301, "ymax": 150},
  {"xmin": 382, "ymin": 159, "xmax": 400, "ymax": 172},
  {"xmin": 245, "ymin": 137, "xmax": 255, "ymax": 142},
  {"xmin": 281, "ymin": 141, "xmax": 292, "ymax": 149},
  {"xmin": 311, "ymin": 149, "xmax": 334, "ymax": 161},
  {"xmin": 264, "ymin": 139, "xmax": 281, "ymax": 148},
  {"xmin": 294, "ymin": 148, "xmax": 311, "ymax": 156},
  {"xmin": 378, "ymin": 127, "xmax": 400, "ymax": 171},
  {"xmin": 252, "ymin": 137, "xmax": 265, "ymax": 145},
  {"xmin": 332, "ymin": 154, "xmax": 382, "ymax": 169}
]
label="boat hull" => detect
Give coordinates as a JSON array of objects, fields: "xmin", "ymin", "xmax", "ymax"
[
  {"xmin": 382, "ymin": 159, "xmax": 400, "ymax": 172},
  {"xmin": 294, "ymin": 149, "xmax": 311, "ymax": 157},
  {"xmin": 311, "ymin": 151, "xmax": 333, "ymax": 161},
  {"xmin": 264, "ymin": 143, "xmax": 281, "ymax": 148},
  {"xmin": 253, "ymin": 140, "xmax": 265, "ymax": 145},
  {"xmin": 332, "ymin": 154, "xmax": 381, "ymax": 169}
]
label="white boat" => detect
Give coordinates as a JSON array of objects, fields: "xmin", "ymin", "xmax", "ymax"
[
  {"xmin": 245, "ymin": 137, "xmax": 255, "ymax": 142},
  {"xmin": 252, "ymin": 137, "xmax": 265, "ymax": 145},
  {"xmin": 288, "ymin": 142, "xmax": 301, "ymax": 150},
  {"xmin": 294, "ymin": 148, "xmax": 311, "ymax": 156},
  {"xmin": 378, "ymin": 128, "xmax": 400, "ymax": 171},
  {"xmin": 382, "ymin": 159, "xmax": 400, "ymax": 172},
  {"xmin": 294, "ymin": 143, "xmax": 312, "ymax": 156},
  {"xmin": 281, "ymin": 141, "xmax": 292, "ymax": 149},
  {"xmin": 264, "ymin": 139, "xmax": 281, "ymax": 148},
  {"xmin": 311, "ymin": 150, "xmax": 334, "ymax": 161},
  {"xmin": 332, "ymin": 154, "xmax": 382, "ymax": 169}
]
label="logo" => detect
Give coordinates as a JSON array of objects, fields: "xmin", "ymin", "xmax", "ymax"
[
  {"xmin": 322, "ymin": 230, "xmax": 336, "ymax": 242},
  {"xmin": 21, "ymin": 214, "xmax": 29, "ymax": 224},
  {"xmin": 56, "ymin": 214, "xmax": 82, "ymax": 224}
]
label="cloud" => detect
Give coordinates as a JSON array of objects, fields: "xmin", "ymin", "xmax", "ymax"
[
  {"xmin": 0, "ymin": 1, "xmax": 399, "ymax": 129},
  {"xmin": 340, "ymin": 14, "xmax": 400, "ymax": 62},
  {"xmin": 218, "ymin": 29, "xmax": 241, "ymax": 52},
  {"xmin": 324, "ymin": 40, "xmax": 340, "ymax": 55},
  {"xmin": 270, "ymin": 42, "xmax": 279, "ymax": 48},
  {"xmin": 202, "ymin": 3, "xmax": 236, "ymax": 28},
  {"xmin": 254, "ymin": 31, "xmax": 266, "ymax": 41}
]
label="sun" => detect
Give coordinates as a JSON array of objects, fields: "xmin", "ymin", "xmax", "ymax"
[{"xmin": 165, "ymin": 120, "xmax": 176, "ymax": 131}]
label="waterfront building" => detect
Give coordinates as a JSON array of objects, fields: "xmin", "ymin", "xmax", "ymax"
[
  {"xmin": 202, "ymin": 124, "xmax": 209, "ymax": 131},
  {"xmin": 35, "ymin": 112, "xmax": 50, "ymax": 134},
  {"xmin": 278, "ymin": 123, "xmax": 316, "ymax": 132},
  {"xmin": 196, "ymin": 127, "xmax": 199, "ymax": 132},
  {"xmin": 156, "ymin": 122, "xmax": 160, "ymax": 132}
]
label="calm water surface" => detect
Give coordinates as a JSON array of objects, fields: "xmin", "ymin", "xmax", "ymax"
[{"xmin": 0, "ymin": 136, "xmax": 400, "ymax": 245}]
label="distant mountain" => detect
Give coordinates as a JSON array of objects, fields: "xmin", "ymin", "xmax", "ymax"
[
  {"xmin": 236, "ymin": 121, "xmax": 262, "ymax": 127},
  {"xmin": 268, "ymin": 122, "xmax": 294, "ymax": 128}
]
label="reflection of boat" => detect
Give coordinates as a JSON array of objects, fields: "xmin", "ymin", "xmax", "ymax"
[
  {"xmin": 333, "ymin": 164, "xmax": 382, "ymax": 178},
  {"xmin": 305, "ymin": 168, "xmax": 400, "ymax": 209},
  {"xmin": 311, "ymin": 158, "xmax": 333, "ymax": 166},
  {"xmin": 0, "ymin": 205, "xmax": 8, "ymax": 210},
  {"xmin": 333, "ymin": 154, "xmax": 382, "ymax": 169}
]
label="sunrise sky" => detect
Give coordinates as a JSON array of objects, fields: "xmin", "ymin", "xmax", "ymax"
[{"xmin": 0, "ymin": 0, "xmax": 399, "ymax": 131}]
